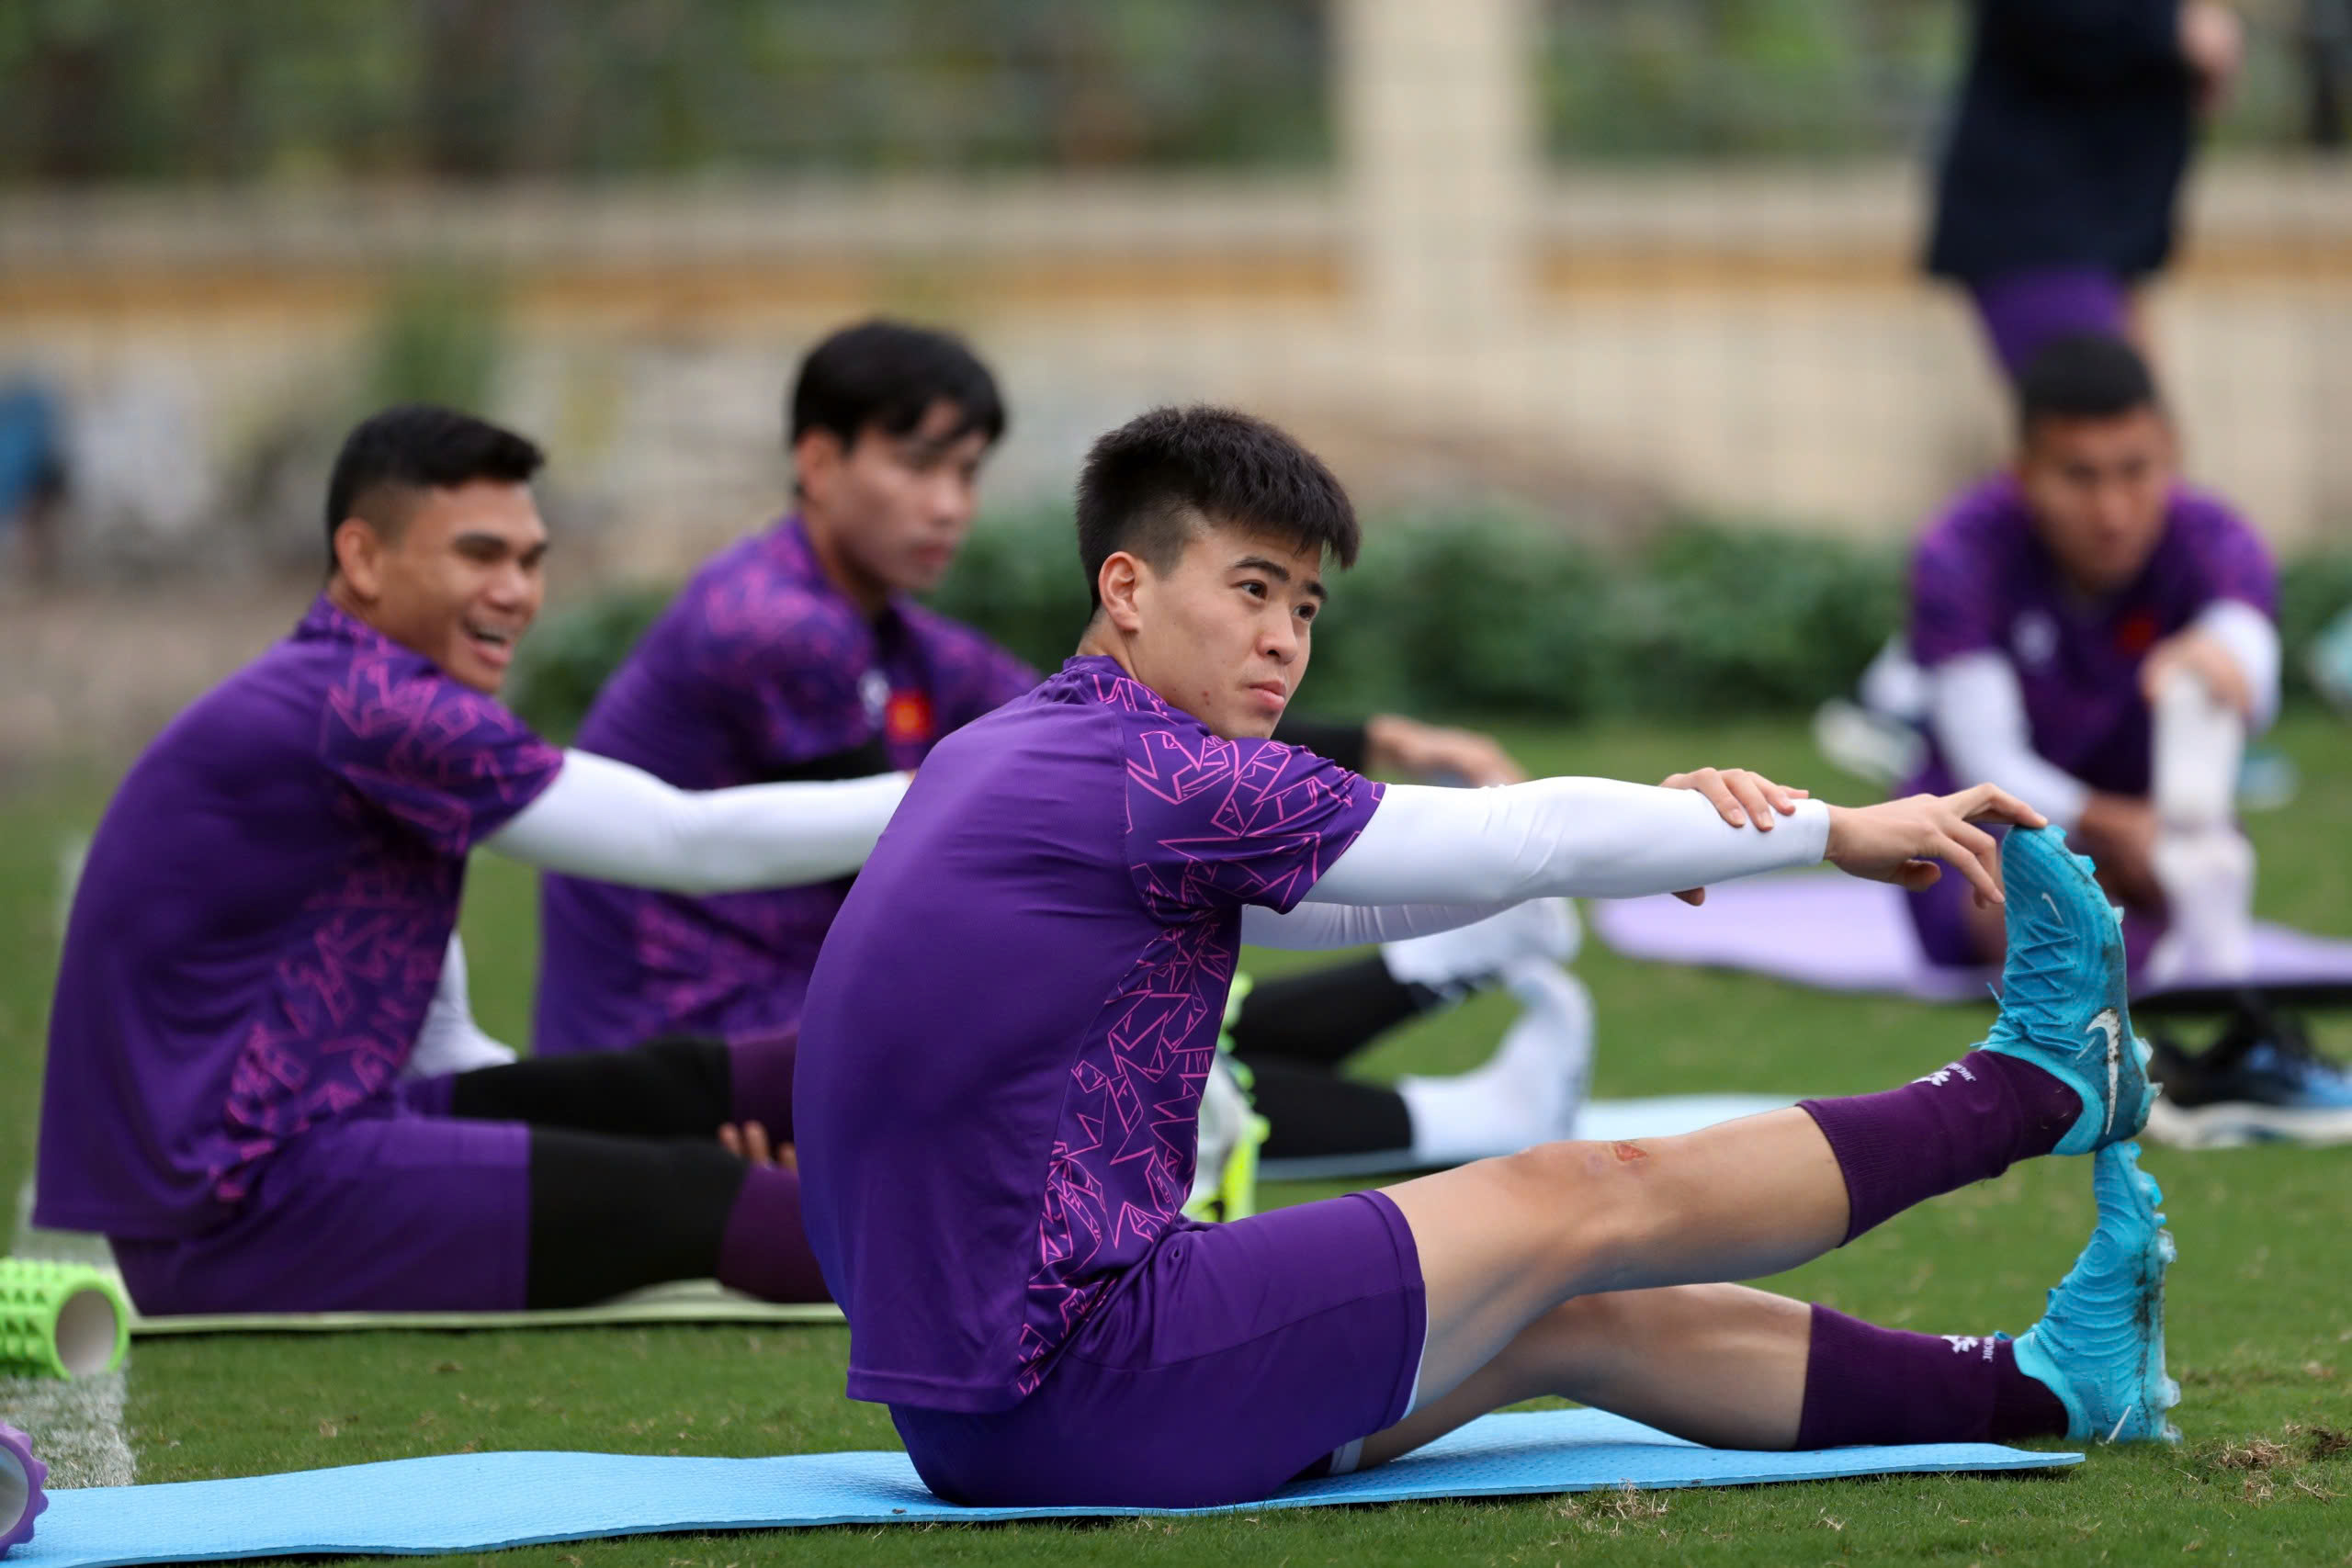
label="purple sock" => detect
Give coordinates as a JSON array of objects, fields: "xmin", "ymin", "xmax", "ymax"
[
  {"xmin": 1801, "ymin": 1053, "xmax": 2081, "ymax": 1244},
  {"xmin": 717, "ymin": 1164, "xmax": 830, "ymax": 1303},
  {"xmin": 728, "ymin": 1027, "xmax": 797, "ymax": 1142},
  {"xmin": 1796, "ymin": 1305, "xmax": 2069, "ymax": 1449}
]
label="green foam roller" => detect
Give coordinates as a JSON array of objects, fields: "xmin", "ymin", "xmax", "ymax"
[{"xmin": 0, "ymin": 1258, "xmax": 130, "ymax": 1380}]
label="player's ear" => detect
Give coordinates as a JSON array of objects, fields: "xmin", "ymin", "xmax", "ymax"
[
  {"xmin": 792, "ymin": 428, "xmax": 847, "ymax": 502},
  {"xmin": 1097, "ymin": 551, "xmax": 1147, "ymax": 634},
  {"xmin": 332, "ymin": 516, "xmax": 388, "ymax": 601}
]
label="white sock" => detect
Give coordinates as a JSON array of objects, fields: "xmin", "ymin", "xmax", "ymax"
[
  {"xmin": 2151, "ymin": 668, "xmax": 2243, "ymax": 829},
  {"xmin": 2148, "ymin": 827, "xmax": 2256, "ymax": 986},
  {"xmin": 1397, "ymin": 961, "xmax": 1595, "ymax": 1168},
  {"xmin": 2146, "ymin": 668, "xmax": 2256, "ymax": 986}
]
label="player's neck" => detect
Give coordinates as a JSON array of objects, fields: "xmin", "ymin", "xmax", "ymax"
[
  {"xmin": 1072, "ymin": 621, "xmax": 1136, "ymax": 679},
  {"xmin": 800, "ymin": 510, "xmax": 891, "ymax": 619}
]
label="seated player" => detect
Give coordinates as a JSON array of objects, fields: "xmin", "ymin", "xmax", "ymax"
[
  {"xmin": 794, "ymin": 405, "xmax": 2177, "ymax": 1510},
  {"xmin": 533, "ymin": 319, "xmax": 1595, "ymax": 1174},
  {"xmin": 1895, "ymin": 334, "xmax": 2278, "ymax": 989},
  {"xmin": 34, "ymin": 405, "xmax": 913, "ymax": 1315},
  {"xmin": 1887, "ymin": 335, "xmax": 2352, "ymax": 1131}
]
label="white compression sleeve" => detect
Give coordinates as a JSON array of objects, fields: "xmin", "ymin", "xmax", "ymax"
[
  {"xmin": 483, "ymin": 750, "xmax": 910, "ymax": 895},
  {"xmin": 1928, "ymin": 651, "xmax": 2092, "ymax": 829},
  {"xmin": 2192, "ymin": 598, "xmax": 2281, "ymax": 732},
  {"xmin": 1302, "ymin": 780, "xmax": 1830, "ymax": 907},
  {"xmin": 1239, "ymin": 897, "xmax": 1522, "ymax": 951}
]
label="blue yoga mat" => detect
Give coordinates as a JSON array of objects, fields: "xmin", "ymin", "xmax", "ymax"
[{"xmin": 19, "ymin": 1409, "xmax": 2077, "ymax": 1567}]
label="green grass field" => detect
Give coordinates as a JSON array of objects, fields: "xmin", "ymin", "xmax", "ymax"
[{"xmin": 5, "ymin": 715, "xmax": 2351, "ymax": 1566}]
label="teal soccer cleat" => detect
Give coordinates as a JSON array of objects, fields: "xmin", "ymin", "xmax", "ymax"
[
  {"xmin": 2012, "ymin": 1142, "xmax": 2180, "ymax": 1443},
  {"xmin": 1977, "ymin": 825, "xmax": 2154, "ymax": 1155}
]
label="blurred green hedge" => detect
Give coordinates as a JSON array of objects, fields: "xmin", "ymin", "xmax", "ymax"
[{"xmin": 507, "ymin": 508, "xmax": 2352, "ymax": 740}]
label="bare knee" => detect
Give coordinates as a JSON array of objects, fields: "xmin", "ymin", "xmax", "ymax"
[{"xmin": 1483, "ymin": 1138, "xmax": 1676, "ymax": 1281}]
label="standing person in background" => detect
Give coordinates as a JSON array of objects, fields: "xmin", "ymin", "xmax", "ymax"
[{"xmin": 1928, "ymin": 0, "xmax": 2244, "ymax": 380}]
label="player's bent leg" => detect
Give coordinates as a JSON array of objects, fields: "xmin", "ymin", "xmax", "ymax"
[
  {"xmin": 111, "ymin": 1114, "xmax": 533, "ymax": 1314},
  {"xmin": 417, "ymin": 1030, "xmax": 796, "ymax": 1144},
  {"xmin": 1360, "ymin": 1274, "xmax": 2092, "ymax": 1475},
  {"xmin": 1357, "ymin": 1285, "xmax": 1815, "ymax": 1472},
  {"xmin": 1384, "ymin": 827, "xmax": 2154, "ymax": 1420},
  {"xmin": 526, "ymin": 1126, "xmax": 826, "ymax": 1307},
  {"xmin": 1378, "ymin": 1112, "xmax": 1848, "ymax": 1408},
  {"xmin": 109, "ymin": 1111, "xmax": 830, "ymax": 1314}
]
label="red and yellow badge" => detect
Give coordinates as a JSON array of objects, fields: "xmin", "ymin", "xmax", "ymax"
[
  {"xmin": 2115, "ymin": 609, "xmax": 2160, "ymax": 657},
  {"xmin": 885, "ymin": 689, "xmax": 935, "ymax": 746}
]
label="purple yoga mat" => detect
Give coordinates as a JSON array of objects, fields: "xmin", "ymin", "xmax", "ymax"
[{"xmin": 1589, "ymin": 872, "xmax": 2352, "ymax": 1004}]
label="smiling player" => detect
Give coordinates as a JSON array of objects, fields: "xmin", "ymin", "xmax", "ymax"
[{"xmin": 36, "ymin": 405, "xmax": 915, "ymax": 1314}]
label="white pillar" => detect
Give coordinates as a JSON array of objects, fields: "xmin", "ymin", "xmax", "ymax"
[{"xmin": 1336, "ymin": 0, "xmax": 1537, "ymax": 346}]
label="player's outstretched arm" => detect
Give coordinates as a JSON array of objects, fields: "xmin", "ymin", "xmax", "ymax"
[
  {"xmin": 482, "ymin": 750, "xmax": 910, "ymax": 894},
  {"xmin": 1822, "ymin": 784, "xmax": 2047, "ymax": 907},
  {"xmin": 1305, "ymin": 775, "xmax": 1835, "ymax": 908},
  {"xmin": 1303, "ymin": 775, "xmax": 2042, "ymax": 910}
]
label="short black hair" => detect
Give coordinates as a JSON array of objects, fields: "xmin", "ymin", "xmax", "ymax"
[
  {"xmin": 323, "ymin": 404, "xmax": 544, "ymax": 571},
  {"xmin": 788, "ymin": 319, "xmax": 1006, "ymax": 454},
  {"xmin": 1075, "ymin": 405, "xmax": 1359, "ymax": 610},
  {"xmin": 2016, "ymin": 333, "xmax": 2163, "ymax": 444}
]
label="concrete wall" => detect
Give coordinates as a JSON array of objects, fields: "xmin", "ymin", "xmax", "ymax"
[{"xmin": 4, "ymin": 148, "xmax": 2346, "ymax": 582}]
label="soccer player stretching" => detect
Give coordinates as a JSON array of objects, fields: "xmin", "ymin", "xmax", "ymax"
[
  {"xmin": 38, "ymin": 406, "xmax": 909, "ymax": 1314},
  {"xmin": 795, "ymin": 406, "xmax": 2178, "ymax": 1508}
]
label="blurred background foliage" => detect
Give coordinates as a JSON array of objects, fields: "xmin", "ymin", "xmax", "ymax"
[
  {"xmin": 0, "ymin": 0, "xmax": 2330, "ymax": 185},
  {"xmin": 506, "ymin": 509, "xmax": 2352, "ymax": 740}
]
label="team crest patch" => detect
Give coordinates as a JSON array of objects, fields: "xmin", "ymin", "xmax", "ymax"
[{"xmin": 886, "ymin": 690, "xmax": 935, "ymax": 745}]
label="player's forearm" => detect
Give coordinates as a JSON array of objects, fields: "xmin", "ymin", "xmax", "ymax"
[
  {"xmin": 484, "ymin": 750, "xmax": 910, "ymax": 894},
  {"xmin": 2192, "ymin": 599, "xmax": 2279, "ymax": 730},
  {"xmin": 1304, "ymin": 779, "xmax": 1829, "ymax": 907},
  {"xmin": 1239, "ymin": 897, "xmax": 1521, "ymax": 951}
]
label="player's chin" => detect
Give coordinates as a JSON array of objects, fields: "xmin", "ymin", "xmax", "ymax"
[{"xmin": 444, "ymin": 648, "xmax": 510, "ymax": 696}]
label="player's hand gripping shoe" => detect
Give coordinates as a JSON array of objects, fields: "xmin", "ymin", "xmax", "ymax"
[
  {"xmin": 2011, "ymin": 1142, "xmax": 2181, "ymax": 1443},
  {"xmin": 1977, "ymin": 825, "xmax": 2154, "ymax": 1155}
]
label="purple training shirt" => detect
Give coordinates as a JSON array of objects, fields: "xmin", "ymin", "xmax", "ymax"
[
  {"xmin": 533, "ymin": 517, "xmax": 1036, "ymax": 1055},
  {"xmin": 36, "ymin": 598, "xmax": 561, "ymax": 1239},
  {"xmin": 795, "ymin": 655, "xmax": 1385, "ymax": 1413},
  {"xmin": 1904, "ymin": 477, "xmax": 2276, "ymax": 800}
]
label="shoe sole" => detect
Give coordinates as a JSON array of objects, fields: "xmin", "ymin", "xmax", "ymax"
[{"xmin": 2143, "ymin": 1095, "xmax": 2352, "ymax": 1150}]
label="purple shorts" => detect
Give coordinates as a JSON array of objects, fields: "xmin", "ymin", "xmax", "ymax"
[
  {"xmin": 111, "ymin": 1110, "xmax": 529, "ymax": 1315},
  {"xmin": 892, "ymin": 1190, "xmax": 1426, "ymax": 1509},
  {"xmin": 1965, "ymin": 269, "xmax": 2132, "ymax": 382}
]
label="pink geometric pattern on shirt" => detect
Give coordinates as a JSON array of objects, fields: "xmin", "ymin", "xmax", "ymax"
[
  {"xmin": 1015, "ymin": 665, "xmax": 1374, "ymax": 1391},
  {"xmin": 213, "ymin": 604, "xmax": 558, "ymax": 1202}
]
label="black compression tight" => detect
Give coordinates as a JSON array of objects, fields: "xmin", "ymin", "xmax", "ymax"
[{"xmin": 442, "ymin": 1037, "xmax": 753, "ymax": 1309}]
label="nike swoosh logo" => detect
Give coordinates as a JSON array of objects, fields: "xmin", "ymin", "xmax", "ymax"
[{"xmin": 2087, "ymin": 1009, "xmax": 2123, "ymax": 1134}]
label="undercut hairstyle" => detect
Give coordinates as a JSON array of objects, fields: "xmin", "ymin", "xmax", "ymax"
[
  {"xmin": 2015, "ymin": 333, "xmax": 2163, "ymax": 445},
  {"xmin": 1074, "ymin": 406, "xmax": 1359, "ymax": 610},
  {"xmin": 323, "ymin": 404, "xmax": 544, "ymax": 571},
  {"xmin": 788, "ymin": 319, "xmax": 1007, "ymax": 454}
]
